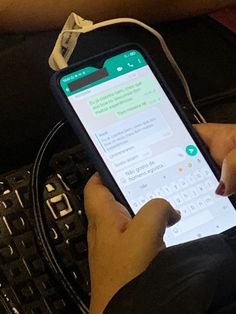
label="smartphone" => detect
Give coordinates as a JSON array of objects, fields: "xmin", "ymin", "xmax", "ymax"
[{"xmin": 51, "ymin": 43, "xmax": 236, "ymax": 247}]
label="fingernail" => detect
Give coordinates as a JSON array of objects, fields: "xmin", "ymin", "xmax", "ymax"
[
  {"xmin": 176, "ymin": 209, "xmax": 181, "ymax": 216},
  {"xmin": 215, "ymin": 181, "xmax": 225, "ymax": 196},
  {"xmin": 174, "ymin": 210, "xmax": 181, "ymax": 222}
]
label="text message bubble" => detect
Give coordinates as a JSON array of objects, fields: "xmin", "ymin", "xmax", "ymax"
[
  {"xmin": 117, "ymin": 148, "xmax": 186, "ymax": 186},
  {"xmin": 89, "ymin": 75, "xmax": 161, "ymax": 118},
  {"xmin": 112, "ymin": 148, "xmax": 152, "ymax": 170},
  {"xmin": 95, "ymin": 106, "xmax": 172, "ymax": 155}
]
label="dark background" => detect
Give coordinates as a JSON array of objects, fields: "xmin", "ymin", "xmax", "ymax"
[{"xmin": 0, "ymin": 16, "xmax": 235, "ymax": 174}]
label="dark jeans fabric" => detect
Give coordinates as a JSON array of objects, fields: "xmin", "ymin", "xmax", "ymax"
[
  {"xmin": 105, "ymin": 229, "xmax": 236, "ymax": 314},
  {"xmin": 0, "ymin": 16, "xmax": 235, "ymax": 174}
]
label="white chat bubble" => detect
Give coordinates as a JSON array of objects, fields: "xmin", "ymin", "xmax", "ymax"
[
  {"xmin": 112, "ymin": 148, "xmax": 152, "ymax": 170},
  {"xmin": 117, "ymin": 147, "xmax": 186, "ymax": 186},
  {"xmin": 95, "ymin": 106, "xmax": 172, "ymax": 155}
]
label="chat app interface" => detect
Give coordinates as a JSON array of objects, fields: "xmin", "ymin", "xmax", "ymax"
[{"xmin": 60, "ymin": 49, "xmax": 236, "ymax": 246}]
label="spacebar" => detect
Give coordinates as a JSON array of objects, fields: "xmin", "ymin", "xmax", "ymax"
[{"xmin": 177, "ymin": 210, "xmax": 213, "ymax": 234}]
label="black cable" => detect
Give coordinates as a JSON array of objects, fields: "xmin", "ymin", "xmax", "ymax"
[{"xmin": 31, "ymin": 120, "xmax": 89, "ymax": 314}]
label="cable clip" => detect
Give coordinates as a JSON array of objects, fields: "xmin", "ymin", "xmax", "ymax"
[
  {"xmin": 49, "ymin": 13, "xmax": 93, "ymax": 70},
  {"xmin": 48, "ymin": 12, "xmax": 205, "ymax": 122}
]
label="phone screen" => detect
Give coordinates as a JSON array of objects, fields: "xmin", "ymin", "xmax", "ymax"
[{"xmin": 59, "ymin": 47, "xmax": 236, "ymax": 246}]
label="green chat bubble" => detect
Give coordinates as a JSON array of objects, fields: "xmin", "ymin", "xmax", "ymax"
[{"xmin": 88, "ymin": 75, "xmax": 161, "ymax": 118}]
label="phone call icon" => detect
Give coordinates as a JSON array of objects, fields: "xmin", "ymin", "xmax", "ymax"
[{"xmin": 127, "ymin": 62, "xmax": 134, "ymax": 67}]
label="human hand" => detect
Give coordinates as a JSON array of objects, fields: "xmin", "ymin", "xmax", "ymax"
[
  {"xmin": 194, "ymin": 123, "xmax": 236, "ymax": 196},
  {"xmin": 84, "ymin": 173, "xmax": 181, "ymax": 314}
]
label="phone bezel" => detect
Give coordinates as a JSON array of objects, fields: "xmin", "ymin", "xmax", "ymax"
[{"xmin": 50, "ymin": 43, "xmax": 236, "ymax": 215}]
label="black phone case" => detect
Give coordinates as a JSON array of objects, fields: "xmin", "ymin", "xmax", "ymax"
[{"xmin": 50, "ymin": 43, "xmax": 236, "ymax": 213}]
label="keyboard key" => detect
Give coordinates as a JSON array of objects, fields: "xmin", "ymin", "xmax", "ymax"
[
  {"xmin": 162, "ymin": 185, "xmax": 172, "ymax": 196},
  {"xmin": 171, "ymin": 226, "xmax": 181, "ymax": 236},
  {"xmin": 168, "ymin": 198, "xmax": 176, "ymax": 207},
  {"xmin": 197, "ymin": 200, "xmax": 206, "ymax": 210},
  {"xmin": 178, "ymin": 178, "xmax": 188, "ymax": 189},
  {"xmin": 46, "ymin": 193, "xmax": 73, "ymax": 219},
  {"xmin": 186, "ymin": 174, "xmax": 195, "ymax": 185},
  {"xmin": 145, "ymin": 192, "xmax": 156, "ymax": 201},
  {"xmin": 201, "ymin": 168, "xmax": 211, "ymax": 178},
  {"xmin": 205, "ymin": 180, "xmax": 215, "ymax": 191},
  {"xmin": 173, "ymin": 194, "xmax": 184, "ymax": 206},
  {"xmin": 188, "ymin": 203, "xmax": 198, "ymax": 214},
  {"xmin": 170, "ymin": 182, "xmax": 180, "ymax": 193},
  {"xmin": 0, "ymin": 180, "xmax": 10, "ymax": 195},
  {"xmin": 203, "ymin": 195, "xmax": 214, "ymax": 207},
  {"xmin": 193, "ymin": 170, "xmax": 203, "ymax": 181},
  {"xmin": 154, "ymin": 188, "xmax": 165, "ymax": 198},
  {"xmin": 45, "ymin": 184, "xmax": 56, "ymax": 193},
  {"xmin": 189, "ymin": 187, "xmax": 199, "ymax": 199},
  {"xmin": 138, "ymin": 195, "xmax": 147, "ymax": 206},
  {"xmin": 176, "ymin": 210, "xmax": 213, "ymax": 234},
  {"xmin": 179, "ymin": 206, "xmax": 191, "ymax": 217},
  {"xmin": 181, "ymin": 191, "xmax": 191, "ymax": 202},
  {"xmin": 196, "ymin": 184, "xmax": 206, "ymax": 195}
]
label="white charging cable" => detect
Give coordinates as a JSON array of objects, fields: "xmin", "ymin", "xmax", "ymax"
[{"xmin": 49, "ymin": 13, "xmax": 206, "ymax": 123}]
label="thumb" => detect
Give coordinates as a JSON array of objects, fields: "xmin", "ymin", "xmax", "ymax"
[
  {"xmin": 216, "ymin": 148, "xmax": 236, "ymax": 197},
  {"xmin": 84, "ymin": 172, "xmax": 131, "ymax": 229},
  {"xmin": 128, "ymin": 198, "xmax": 181, "ymax": 244}
]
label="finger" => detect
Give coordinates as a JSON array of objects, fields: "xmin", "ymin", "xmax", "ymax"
[
  {"xmin": 193, "ymin": 123, "xmax": 222, "ymax": 165},
  {"xmin": 193, "ymin": 123, "xmax": 217, "ymax": 147},
  {"xmin": 128, "ymin": 198, "xmax": 181, "ymax": 242},
  {"xmin": 216, "ymin": 148, "xmax": 236, "ymax": 196},
  {"xmin": 84, "ymin": 172, "xmax": 114, "ymax": 223},
  {"xmin": 193, "ymin": 123, "xmax": 236, "ymax": 165},
  {"xmin": 84, "ymin": 172, "xmax": 131, "ymax": 229}
]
